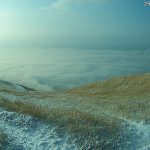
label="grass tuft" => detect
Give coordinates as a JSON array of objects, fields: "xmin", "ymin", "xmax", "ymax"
[{"xmin": 0, "ymin": 133, "xmax": 6, "ymax": 149}]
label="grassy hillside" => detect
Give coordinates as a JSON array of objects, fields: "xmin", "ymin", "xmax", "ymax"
[
  {"xmin": 0, "ymin": 98, "xmax": 122, "ymax": 149},
  {"xmin": 0, "ymin": 73, "xmax": 150, "ymax": 149},
  {"xmin": 65, "ymin": 73, "xmax": 150, "ymax": 122},
  {"xmin": 69, "ymin": 73, "xmax": 150, "ymax": 97}
]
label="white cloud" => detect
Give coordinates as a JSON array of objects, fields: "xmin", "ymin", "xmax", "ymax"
[
  {"xmin": 0, "ymin": 48, "xmax": 149, "ymax": 91},
  {"xmin": 0, "ymin": 12, "xmax": 17, "ymax": 18},
  {"xmin": 48, "ymin": 0, "xmax": 105, "ymax": 10}
]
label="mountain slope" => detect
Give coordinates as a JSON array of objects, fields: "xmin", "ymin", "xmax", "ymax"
[
  {"xmin": 0, "ymin": 73, "xmax": 150, "ymax": 149},
  {"xmin": 69, "ymin": 73, "xmax": 150, "ymax": 96},
  {"xmin": 0, "ymin": 80, "xmax": 34, "ymax": 92}
]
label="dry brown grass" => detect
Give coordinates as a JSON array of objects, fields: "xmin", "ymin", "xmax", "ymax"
[
  {"xmin": 62, "ymin": 73, "xmax": 150, "ymax": 122},
  {"xmin": 69, "ymin": 73, "xmax": 150, "ymax": 97},
  {"xmin": 0, "ymin": 97, "xmax": 120, "ymax": 132},
  {"xmin": 0, "ymin": 97, "xmax": 122, "ymax": 149},
  {"xmin": 0, "ymin": 73, "xmax": 150, "ymax": 149},
  {"xmin": 113, "ymin": 95, "xmax": 150, "ymax": 122},
  {"xmin": 1, "ymin": 73, "xmax": 149, "ymax": 123}
]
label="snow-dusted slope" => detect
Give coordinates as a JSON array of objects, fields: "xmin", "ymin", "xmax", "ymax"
[
  {"xmin": 0, "ymin": 80, "xmax": 33, "ymax": 92},
  {"xmin": 0, "ymin": 80, "xmax": 16, "ymax": 90},
  {"xmin": 0, "ymin": 74, "xmax": 150, "ymax": 150},
  {"xmin": 0, "ymin": 108, "xmax": 77, "ymax": 150},
  {"xmin": 1, "ymin": 91, "xmax": 150, "ymax": 150}
]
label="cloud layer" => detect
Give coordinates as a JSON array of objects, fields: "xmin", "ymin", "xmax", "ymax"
[{"xmin": 0, "ymin": 48, "xmax": 149, "ymax": 91}]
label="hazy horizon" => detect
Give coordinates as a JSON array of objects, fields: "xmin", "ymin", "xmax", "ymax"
[{"xmin": 0, "ymin": 0, "xmax": 150, "ymax": 50}]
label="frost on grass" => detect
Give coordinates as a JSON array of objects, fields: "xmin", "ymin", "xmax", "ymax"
[
  {"xmin": 1, "ymin": 98, "xmax": 148, "ymax": 150},
  {"xmin": 0, "ymin": 107, "xmax": 77, "ymax": 150},
  {"xmin": 0, "ymin": 73, "xmax": 150, "ymax": 149}
]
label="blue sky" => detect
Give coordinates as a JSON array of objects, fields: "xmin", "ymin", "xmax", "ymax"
[{"xmin": 0, "ymin": 0, "xmax": 150, "ymax": 49}]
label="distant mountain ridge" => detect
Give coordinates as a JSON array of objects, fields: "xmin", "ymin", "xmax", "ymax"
[{"xmin": 0, "ymin": 80, "xmax": 35, "ymax": 92}]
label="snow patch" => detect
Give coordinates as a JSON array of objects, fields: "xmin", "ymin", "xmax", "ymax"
[
  {"xmin": 130, "ymin": 121, "xmax": 150, "ymax": 150},
  {"xmin": 0, "ymin": 108, "xmax": 77, "ymax": 150}
]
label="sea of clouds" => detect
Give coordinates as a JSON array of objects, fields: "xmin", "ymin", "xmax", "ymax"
[{"xmin": 0, "ymin": 48, "xmax": 150, "ymax": 91}]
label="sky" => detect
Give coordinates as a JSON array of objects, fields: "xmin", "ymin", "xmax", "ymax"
[{"xmin": 0, "ymin": 0, "xmax": 150, "ymax": 49}]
